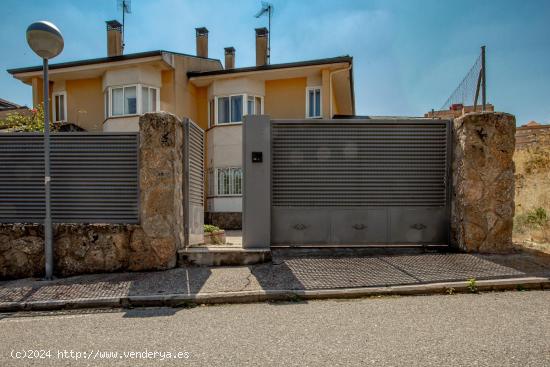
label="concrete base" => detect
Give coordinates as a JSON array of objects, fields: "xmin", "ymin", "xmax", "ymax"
[{"xmin": 178, "ymin": 247, "xmax": 271, "ymax": 266}]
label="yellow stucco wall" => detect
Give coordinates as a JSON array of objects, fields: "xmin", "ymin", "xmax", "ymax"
[
  {"xmin": 264, "ymin": 77, "xmax": 307, "ymax": 119},
  {"xmin": 66, "ymin": 78, "xmax": 104, "ymax": 131},
  {"xmin": 195, "ymin": 86, "xmax": 209, "ymax": 130}
]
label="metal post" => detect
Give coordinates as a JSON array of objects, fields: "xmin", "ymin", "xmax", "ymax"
[
  {"xmin": 43, "ymin": 58, "xmax": 53, "ymax": 280},
  {"xmin": 481, "ymin": 45, "xmax": 486, "ymax": 111},
  {"xmin": 267, "ymin": 6, "xmax": 271, "ymax": 64}
]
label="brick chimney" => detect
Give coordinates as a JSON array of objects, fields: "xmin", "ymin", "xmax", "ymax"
[
  {"xmin": 106, "ymin": 20, "xmax": 123, "ymax": 57},
  {"xmin": 224, "ymin": 47, "xmax": 235, "ymax": 69},
  {"xmin": 196, "ymin": 27, "xmax": 209, "ymax": 58},
  {"xmin": 255, "ymin": 27, "xmax": 268, "ymax": 66}
]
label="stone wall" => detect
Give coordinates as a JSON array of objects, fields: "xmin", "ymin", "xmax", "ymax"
[
  {"xmin": 451, "ymin": 112, "xmax": 516, "ymax": 253},
  {"xmin": 0, "ymin": 112, "xmax": 186, "ymax": 279},
  {"xmin": 205, "ymin": 212, "xmax": 242, "ymax": 230}
]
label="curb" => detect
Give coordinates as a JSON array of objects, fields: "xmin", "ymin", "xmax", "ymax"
[{"xmin": 1, "ymin": 277, "xmax": 548, "ymax": 313}]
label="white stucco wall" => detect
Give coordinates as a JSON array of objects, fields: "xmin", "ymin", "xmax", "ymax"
[
  {"xmin": 103, "ymin": 116, "xmax": 140, "ymax": 132},
  {"xmin": 102, "ymin": 65, "xmax": 162, "ymax": 90},
  {"xmin": 206, "ymin": 124, "xmax": 243, "ymax": 168},
  {"xmin": 206, "ymin": 124, "xmax": 243, "ymax": 213},
  {"xmin": 207, "ymin": 197, "xmax": 242, "ymax": 212},
  {"xmin": 208, "ymin": 78, "xmax": 265, "ymax": 99}
]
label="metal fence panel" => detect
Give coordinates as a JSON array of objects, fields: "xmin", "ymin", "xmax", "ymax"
[
  {"xmin": 184, "ymin": 120, "xmax": 204, "ymax": 246},
  {"xmin": 0, "ymin": 133, "xmax": 139, "ymax": 224},
  {"xmin": 271, "ymin": 121, "xmax": 449, "ymax": 207}
]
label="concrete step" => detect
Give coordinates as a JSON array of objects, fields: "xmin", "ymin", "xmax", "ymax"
[{"xmin": 178, "ymin": 247, "xmax": 271, "ymax": 266}]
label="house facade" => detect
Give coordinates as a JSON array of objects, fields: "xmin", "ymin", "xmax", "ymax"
[{"xmin": 7, "ymin": 20, "xmax": 355, "ymax": 228}]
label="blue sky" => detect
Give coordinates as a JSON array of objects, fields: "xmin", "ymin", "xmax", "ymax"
[{"xmin": 1, "ymin": 0, "xmax": 549, "ymax": 125}]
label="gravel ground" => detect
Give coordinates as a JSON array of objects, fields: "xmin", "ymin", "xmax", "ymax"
[{"xmin": 1, "ymin": 291, "xmax": 549, "ymax": 366}]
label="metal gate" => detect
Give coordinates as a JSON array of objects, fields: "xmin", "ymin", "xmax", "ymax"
[
  {"xmin": 270, "ymin": 119, "xmax": 451, "ymax": 246},
  {"xmin": 183, "ymin": 119, "xmax": 205, "ymax": 247}
]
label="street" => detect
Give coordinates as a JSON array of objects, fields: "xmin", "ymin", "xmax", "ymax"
[{"xmin": 1, "ymin": 291, "xmax": 549, "ymax": 366}]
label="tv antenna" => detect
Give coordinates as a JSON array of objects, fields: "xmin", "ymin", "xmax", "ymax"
[
  {"xmin": 117, "ymin": 0, "xmax": 131, "ymax": 51},
  {"xmin": 255, "ymin": 1, "xmax": 274, "ymax": 64}
]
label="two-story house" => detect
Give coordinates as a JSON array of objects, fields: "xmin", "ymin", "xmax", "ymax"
[{"xmin": 7, "ymin": 20, "xmax": 355, "ymax": 229}]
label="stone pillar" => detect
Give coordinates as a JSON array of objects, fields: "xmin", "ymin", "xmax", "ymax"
[
  {"xmin": 130, "ymin": 112, "xmax": 184, "ymax": 270},
  {"xmin": 451, "ymin": 112, "xmax": 516, "ymax": 253}
]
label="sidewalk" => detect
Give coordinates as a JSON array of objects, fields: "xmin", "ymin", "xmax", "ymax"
[{"xmin": 1, "ymin": 251, "xmax": 549, "ymax": 311}]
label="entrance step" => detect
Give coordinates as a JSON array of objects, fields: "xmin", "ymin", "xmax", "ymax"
[{"xmin": 178, "ymin": 247, "xmax": 271, "ymax": 266}]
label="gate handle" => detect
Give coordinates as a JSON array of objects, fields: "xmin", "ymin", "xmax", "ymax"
[
  {"xmin": 410, "ymin": 223, "xmax": 427, "ymax": 230},
  {"xmin": 352, "ymin": 223, "xmax": 367, "ymax": 230},
  {"xmin": 293, "ymin": 223, "xmax": 308, "ymax": 231}
]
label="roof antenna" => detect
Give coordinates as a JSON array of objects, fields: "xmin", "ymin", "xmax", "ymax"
[
  {"xmin": 255, "ymin": 1, "xmax": 274, "ymax": 64},
  {"xmin": 117, "ymin": 0, "xmax": 132, "ymax": 52}
]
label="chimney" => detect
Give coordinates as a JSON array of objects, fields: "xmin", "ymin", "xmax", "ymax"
[
  {"xmin": 196, "ymin": 27, "xmax": 209, "ymax": 58},
  {"xmin": 255, "ymin": 27, "xmax": 268, "ymax": 66},
  {"xmin": 224, "ymin": 47, "xmax": 235, "ymax": 69},
  {"xmin": 106, "ymin": 20, "xmax": 123, "ymax": 57}
]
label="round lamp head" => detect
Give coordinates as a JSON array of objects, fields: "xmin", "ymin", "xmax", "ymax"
[{"xmin": 26, "ymin": 21, "xmax": 64, "ymax": 59}]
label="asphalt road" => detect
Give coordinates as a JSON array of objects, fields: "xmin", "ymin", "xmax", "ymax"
[{"xmin": 1, "ymin": 291, "xmax": 549, "ymax": 367}]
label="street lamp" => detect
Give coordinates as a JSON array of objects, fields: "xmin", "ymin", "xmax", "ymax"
[{"xmin": 26, "ymin": 21, "xmax": 64, "ymax": 280}]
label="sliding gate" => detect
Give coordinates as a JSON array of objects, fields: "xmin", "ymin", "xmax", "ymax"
[{"xmin": 270, "ymin": 119, "xmax": 451, "ymax": 246}]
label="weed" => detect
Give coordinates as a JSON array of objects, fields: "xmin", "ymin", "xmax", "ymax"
[
  {"xmin": 287, "ymin": 293, "xmax": 303, "ymax": 303},
  {"xmin": 467, "ymin": 278, "xmax": 478, "ymax": 293},
  {"xmin": 516, "ymin": 284, "xmax": 526, "ymax": 292},
  {"xmin": 446, "ymin": 287, "xmax": 455, "ymax": 295},
  {"xmin": 514, "ymin": 207, "xmax": 549, "ymax": 233}
]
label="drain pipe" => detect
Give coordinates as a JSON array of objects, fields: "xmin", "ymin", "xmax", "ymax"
[{"xmin": 329, "ymin": 64, "xmax": 352, "ymax": 118}]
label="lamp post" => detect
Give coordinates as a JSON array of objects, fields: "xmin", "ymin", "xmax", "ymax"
[{"xmin": 26, "ymin": 21, "xmax": 64, "ymax": 280}]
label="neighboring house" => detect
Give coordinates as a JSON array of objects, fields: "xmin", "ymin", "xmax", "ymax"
[
  {"xmin": 424, "ymin": 103, "xmax": 494, "ymax": 119},
  {"xmin": 7, "ymin": 20, "xmax": 355, "ymax": 228},
  {"xmin": 0, "ymin": 98, "xmax": 29, "ymax": 121}
]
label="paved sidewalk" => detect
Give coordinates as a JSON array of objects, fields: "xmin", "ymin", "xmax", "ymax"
[{"xmin": 1, "ymin": 251, "xmax": 549, "ymax": 309}]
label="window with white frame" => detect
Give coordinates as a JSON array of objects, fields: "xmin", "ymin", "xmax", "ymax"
[
  {"xmin": 247, "ymin": 95, "xmax": 264, "ymax": 116},
  {"xmin": 104, "ymin": 84, "xmax": 159, "ymax": 118},
  {"xmin": 215, "ymin": 167, "xmax": 242, "ymax": 196},
  {"xmin": 306, "ymin": 86, "xmax": 322, "ymax": 118},
  {"xmin": 213, "ymin": 94, "xmax": 264, "ymax": 125},
  {"xmin": 52, "ymin": 92, "xmax": 67, "ymax": 123}
]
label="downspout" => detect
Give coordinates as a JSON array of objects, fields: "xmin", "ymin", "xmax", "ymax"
[{"xmin": 329, "ymin": 63, "xmax": 352, "ymax": 118}]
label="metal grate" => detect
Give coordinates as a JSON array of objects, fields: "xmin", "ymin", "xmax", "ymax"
[
  {"xmin": 0, "ymin": 133, "xmax": 139, "ymax": 223},
  {"xmin": 271, "ymin": 121, "xmax": 449, "ymax": 207}
]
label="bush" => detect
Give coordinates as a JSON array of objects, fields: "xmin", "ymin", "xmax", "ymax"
[
  {"xmin": 204, "ymin": 224, "xmax": 221, "ymax": 233},
  {"xmin": 0, "ymin": 103, "xmax": 54, "ymax": 132}
]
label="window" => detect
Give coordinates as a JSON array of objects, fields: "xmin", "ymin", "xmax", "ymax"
[
  {"xmin": 306, "ymin": 86, "xmax": 322, "ymax": 118},
  {"xmin": 246, "ymin": 95, "xmax": 264, "ymax": 115},
  {"xmin": 105, "ymin": 84, "xmax": 159, "ymax": 118},
  {"xmin": 213, "ymin": 94, "xmax": 263, "ymax": 125},
  {"xmin": 216, "ymin": 95, "xmax": 243, "ymax": 124},
  {"xmin": 52, "ymin": 92, "xmax": 67, "ymax": 123},
  {"xmin": 208, "ymin": 99, "xmax": 215, "ymax": 127},
  {"xmin": 141, "ymin": 86, "xmax": 158, "ymax": 114},
  {"xmin": 215, "ymin": 167, "xmax": 242, "ymax": 196}
]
